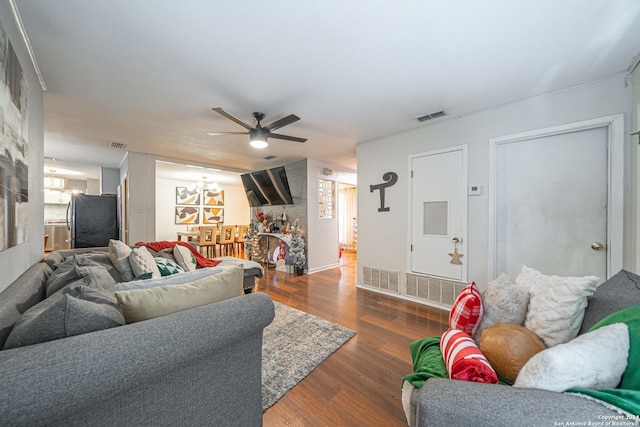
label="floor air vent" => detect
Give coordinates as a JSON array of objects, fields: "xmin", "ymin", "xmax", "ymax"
[
  {"xmin": 362, "ymin": 267, "xmax": 399, "ymax": 293},
  {"xmin": 406, "ymin": 273, "xmax": 466, "ymax": 307}
]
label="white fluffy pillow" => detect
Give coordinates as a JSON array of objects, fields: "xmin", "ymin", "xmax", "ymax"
[
  {"xmin": 514, "ymin": 323, "xmax": 629, "ymax": 392},
  {"xmin": 173, "ymin": 245, "xmax": 197, "ymax": 272},
  {"xmin": 517, "ymin": 266, "xmax": 598, "ymax": 347},
  {"xmin": 108, "ymin": 239, "xmax": 134, "ymax": 282},
  {"xmin": 473, "ymin": 273, "xmax": 529, "ymax": 342},
  {"xmin": 128, "ymin": 246, "xmax": 161, "ymax": 279}
]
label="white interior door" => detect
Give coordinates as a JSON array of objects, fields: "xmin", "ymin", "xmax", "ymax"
[
  {"xmin": 491, "ymin": 118, "xmax": 623, "ymax": 282},
  {"xmin": 410, "ymin": 146, "xmax": 468, "ymax": 281}
]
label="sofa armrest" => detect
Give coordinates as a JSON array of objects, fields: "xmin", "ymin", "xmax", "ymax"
[
  {"xmin": 0, "ymin": 292, "xmax": 275, "ymax": 426},
  {"xmin": 411, "ymin": 378, "xmax": 623, "ymax": 427}
]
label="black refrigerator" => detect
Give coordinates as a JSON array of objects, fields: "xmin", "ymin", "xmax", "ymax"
[{"xmin": 67, "ymin": 194, "xmax": 119, "ymax": 248}]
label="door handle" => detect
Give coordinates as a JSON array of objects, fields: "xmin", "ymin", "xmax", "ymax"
[{"xmin": 591, "ymin": 242, "xmax": 604, "ymax": 251}]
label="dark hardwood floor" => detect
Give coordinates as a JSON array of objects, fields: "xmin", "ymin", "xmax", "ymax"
[{"xmin": 254, "ymin": 250, "xmax": 449, "ymax": 426}]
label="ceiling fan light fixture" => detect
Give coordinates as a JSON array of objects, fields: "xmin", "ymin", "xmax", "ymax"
[
  {"xmin": 249, "ymin": 128, "xmax": 268, "ymax": 148},
  {"xmin": 249, "ymin": 139, "xmax": 268, "ymax": 149}
]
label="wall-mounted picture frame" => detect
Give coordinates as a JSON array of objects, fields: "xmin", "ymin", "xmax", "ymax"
[
  {"xmin": 203, "ymin": 190, "xmax": 224, "ymax": 206},
  {"xmin": 203, "ymin": 207, "xmax": 224, "ymax": 224},
  {"xmin": 176, "ymin": 187, "xmax": 201, "ymax": 205},
  {"xmin": 175, "ymin": 206, "xmax": 200, "ymax": 224}
]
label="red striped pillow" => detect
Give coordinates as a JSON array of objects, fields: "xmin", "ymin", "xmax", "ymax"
[
  {"xmin": 449, "ymin": 281, "xmax": 483, "ymax": 335},
  {"xmin": 440, "ymin": 328, "xmax": 498, "ymax": 383}
]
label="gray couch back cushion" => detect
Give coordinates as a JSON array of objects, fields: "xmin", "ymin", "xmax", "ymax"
[
  {"xmin": 579, "ymin": 269, "xmax": 640, "ymax": 334},
  {"xmin": 0, "ymin": 263, "xmax": 52, "ymax": 348}
]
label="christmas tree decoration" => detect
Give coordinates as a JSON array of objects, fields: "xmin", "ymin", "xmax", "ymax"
[{"xmin": 289, "ymin": 219, "xmax": 306, "ymax": 275}]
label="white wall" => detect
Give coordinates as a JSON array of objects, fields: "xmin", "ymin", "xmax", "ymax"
[
  {"xmin": 306, "ymin": 158, "xmax": 356, "ymax": 273},
  {"xmin": 0, "ymin": 4, "xmax": 45, "ymax": 292},
  {"xmin": 357, "ymin": 75, "xmax": 634, "ymax": 298},
  {"xmin": 119, "ymin": 152, "xmax": 156, "ymax": 244},
  {"xmin": 155, "ymin": 177, "xmax": 249, "ymax": 241}
]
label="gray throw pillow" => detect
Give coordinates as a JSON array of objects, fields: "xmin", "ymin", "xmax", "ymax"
[
  {"xmin": 3, "ymin": 284, "xmax": 124, "ymax": 349},
  {"xmin": 47, "ymin": 265, "xmax": 117, "ymax": 297}
]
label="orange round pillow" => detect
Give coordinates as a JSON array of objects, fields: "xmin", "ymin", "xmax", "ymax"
[{"xmin": 479, "ymin": 323, "xmax": 546, "ymax": 383}]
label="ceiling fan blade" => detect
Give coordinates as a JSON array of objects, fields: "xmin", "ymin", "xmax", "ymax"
[
  {"xmin": 211, "ymin": 107, "xmax": 253, "ymax": 130},
  {"xmin": 263, "ymin": 114, "xmax": 300, "ymax": 132},
  {"xmin": 205, "ymin": 131, "xmax": 248, "ymax": 136},
  {"xmin": 268, "ymin": 133, "xmax": 307, "ymax": 143}
]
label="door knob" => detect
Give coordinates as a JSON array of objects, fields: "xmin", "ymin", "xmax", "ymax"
[{"xmin": 591, "ymin": 242, "xmax": 604, "ymax": 251}]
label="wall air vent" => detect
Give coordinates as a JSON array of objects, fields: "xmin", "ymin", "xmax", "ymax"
[
  {"xmin": 263, "ymin": 155, "xmax": 277, "ymax": 160},
  {"xmin": 110, "ymin": 141, "xmax": 127, "ymax": 150},
  {"xmin": 417, "ymin": 110, "xmax": 446, "ymax": 122}
]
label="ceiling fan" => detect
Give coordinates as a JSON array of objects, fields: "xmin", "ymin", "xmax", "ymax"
[{"xmin": 206, "ymin": 107, "xmax": 307, "ymax": 149}]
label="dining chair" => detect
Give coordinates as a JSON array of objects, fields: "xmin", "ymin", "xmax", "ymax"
[
  {"xmin": 235, "ymin": 225, "xmax": 249, "ymax": 255},
  {"xmin": 218, "ymin": 225, "xmax": 235, "ymax": 256},
  {"xmin": 197, "ymin": 225, "xmax": 218, "ymax": 258}
]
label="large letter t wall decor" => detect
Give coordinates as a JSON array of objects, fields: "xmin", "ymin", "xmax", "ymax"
[{"xmin": 370, "ymin": 172, "xmax": 398, "ymax": 212}]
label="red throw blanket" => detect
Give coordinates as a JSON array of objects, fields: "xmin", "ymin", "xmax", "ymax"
[{"xmin": 135, "ymin": 241, "xmax": 221, "ymax": 268}]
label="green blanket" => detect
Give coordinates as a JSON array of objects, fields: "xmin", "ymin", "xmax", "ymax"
[{"xmin": 403, "ymin": 336, "xmax": 448, "ymax": 388}]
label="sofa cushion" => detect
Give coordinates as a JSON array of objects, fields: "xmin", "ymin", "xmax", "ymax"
[
  {"xmin": 479, "ymin": 323, "xmax": 546, "ymax": 383},
  {"xmin": 128, "ymin": 246, "xmax": 161, "ymax": 279},
  {"xmin": 3, "ymin": 284, "xmax": 125, "ymax": 349},
  {"xmin": 440, "ymin": 328, "xmax": 498, "ymax": 384},
  {"xmin": 47, "ymin": 264, "xmax": 117, "ymax": 297},
  {"xmin": 173, "ymin": 245, "xmax": 197, "ymax": 272},
  {"xmin": 115, "ymin": 265, "xmax": 243, "ymax": 323},
  {"xmin": 580, "ymin": 270, "xmax": 640, "ymax": 334},
  {"xmin": 0, "ymin": 263, "xmax": 52, "ymax": 348},
  {"xmin": 517, "ymin": 266, "xmax": 598, "ymax": 347},
  {"xmin": 513, "ymin": 323, "xmax": 629, "ymax": 392},
  {"xmin": 108, "ymin": 239, "xmax": 135, "ymax": 282},
  {"xmin": 155, "ymin": 257, "xmax": 184, "ymax": 276},
  {"xmin": 474, "ymin": 274, "xmax": 529, "ymax": 342},
  {"xmin": 449, "ymin": 282, "xmax": 483, "ymax": 336}
]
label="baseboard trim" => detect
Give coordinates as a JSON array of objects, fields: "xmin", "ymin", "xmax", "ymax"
[
  {"xmin": 356, "ymin": 284, "xmax": 451, "ymax": 312},
  {"xmin": 307, "ymin": 263, "xmax": 341, "ymax": 274}
]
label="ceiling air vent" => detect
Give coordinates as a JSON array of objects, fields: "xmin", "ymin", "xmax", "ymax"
[
  {"xmin": 417, "ymin": 110, "xmax": 446, "ymax": 122},
  {"xmin": 263, "ymin": 155, "xmax": 277, "ymax": 160},
  {"xmin": 110, "ymin": 141, "xmax": 127, "ymax": 150}
]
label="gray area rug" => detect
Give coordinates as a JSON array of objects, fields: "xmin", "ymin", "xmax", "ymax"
[{"xmin": 262, "ymin": 302, "xmax": 356, "ymax": 411}]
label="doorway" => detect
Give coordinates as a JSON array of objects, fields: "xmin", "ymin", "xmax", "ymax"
[
  {"xmin": 489, "ymin": 115, "xmax": 624, "ymax": 282},
  {"xmin": 338, "ymin": 183, "xmax": 357, "ymax": 265}
]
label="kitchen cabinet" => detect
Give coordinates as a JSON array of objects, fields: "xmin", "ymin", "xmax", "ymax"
[{"xmin": 44, "ymin": 189, "xmax": 72, "ymax": 204}]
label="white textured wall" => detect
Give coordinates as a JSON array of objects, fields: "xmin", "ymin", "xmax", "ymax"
[
  {"xmin": 0, "ymin": 4, "xmax": 45, "ymax": 292},
  {"xmin": 357, "ymin": 75, "xmax": 635, "ymax": 297}
]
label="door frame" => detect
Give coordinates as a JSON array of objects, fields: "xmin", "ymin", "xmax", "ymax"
[
  {"xmin": 407, "ymin": 144, "xmax": 469, "ymax": 281},
  {"xmin": 488, "ymin": 114, "xmax": 624, "ymax": 281}
]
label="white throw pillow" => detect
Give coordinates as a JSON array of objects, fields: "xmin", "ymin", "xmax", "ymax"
[
  {"xmin": 517, "ymin": 266, "xmax": 598, "ymax": 347},
  {"xmin": 173, "ymin": 245, "xmax": 197, "ymax": 272},
  {"xmin": 108, "ymin": 239, "xmax": 135, "ymax": 282},
  {"xmin": 513, "ymin": 323, "xmax": 629, "ymax": 392},
  {"xmin": 473, "ymin": 273, "xmax": 529, "ymax": 342},
  {"xmin": 128, "ymin": 246, "xmax": 161, "ymax": 279}
]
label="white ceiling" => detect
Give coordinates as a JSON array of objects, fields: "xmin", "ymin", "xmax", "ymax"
[{"xmin": 19, "ymin": 1, "xmax": 640, "ymax": 179}]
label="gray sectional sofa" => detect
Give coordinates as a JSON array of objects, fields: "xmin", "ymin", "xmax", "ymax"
[
  {"xmin": 0, "ymin": 248, "xmax": 275, "ymax": 426},
  {"xmin": 403, "ymin": 270, "xmax": 640, "ymax": 427}
]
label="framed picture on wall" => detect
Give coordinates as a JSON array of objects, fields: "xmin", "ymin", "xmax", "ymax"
[
  {"xmin": 203, "ymin": 190, "xmax": 224, "ymax": 206},
  {"xmin": 175, "ymin": 206, "xmax": 200, "ymax": 224},
  {"xmin": 203, "ymin": 207, "xmax": 224, "ymax": 224},
  {"xmin": 176, "ymin": 187, "xmax": 201, "ymax": 205}
]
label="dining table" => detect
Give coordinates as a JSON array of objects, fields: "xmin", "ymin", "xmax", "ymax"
[{"xmin": 176, "ymin": 230, "xmax": 200, "ymax": 242}]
